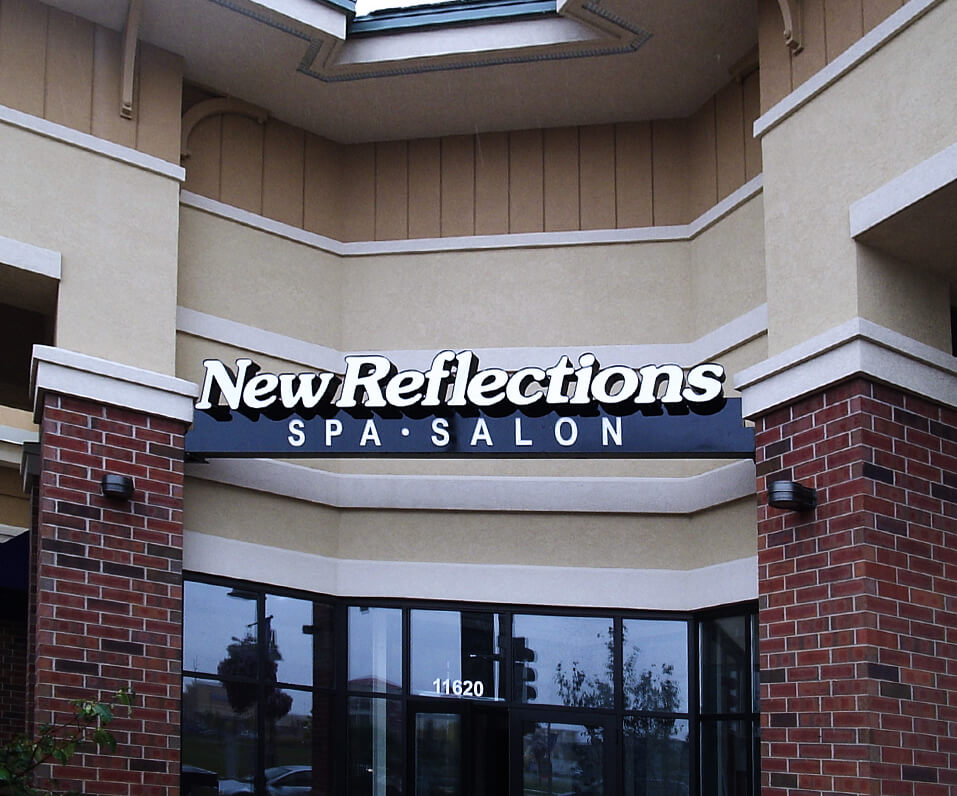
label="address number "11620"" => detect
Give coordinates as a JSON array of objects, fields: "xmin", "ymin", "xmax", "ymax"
[{"xmin": 432, "ymin": 678, "xmax": 484, "ymax": 697}]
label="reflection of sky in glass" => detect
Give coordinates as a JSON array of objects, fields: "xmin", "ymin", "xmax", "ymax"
[
  {"xmin": 410, "ymin": 610, "xmax": 500, "ymax": 699},
  {"xmin": 355, "ymin": 0, "xmax": 442, "ymax": 15},
  {"xmin": 412, "ymin": 610, "xmax": 461, "ymax": 689},
  {"xmin": 513, "ymin": 615, "xmax": 613, "ymax": 707},
  {"xmin": 281, "ymin": 688, "xmax": 313, "ymax": 722},
  {"xmin": 267, "ymin": 595, "xmax": 314, "ymax": 687},
  {"xmin": 623, "ymin": 619, "xmax": 689, "ymax": 712},
  {"xmin": 348, "ymin": 606, "xmax": 403, "ymax": 693},
  {"xmin": 183, "ymin": 582, "xmax": 257, "ymax": 674}
]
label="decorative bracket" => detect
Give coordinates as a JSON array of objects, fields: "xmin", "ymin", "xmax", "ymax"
[
  {"xmin": 120, "ymin": 0, "xmax": 142, "ymax": 119},
  {"xmin": 776, "ymin": 0, "xmax": 803, "ymax": 53},
  {"xmin": 180, "ymin": 97, "xmax": 269, "ymax": 160}
]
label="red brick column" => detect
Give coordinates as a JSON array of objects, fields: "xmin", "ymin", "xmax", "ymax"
[
  {"xmin": 755, "ymin": 378, "xmax": 956, "ymax": 795},
  {"xmin": 31, "ymin": 393, "xmax": 185, "ymax": 795}
]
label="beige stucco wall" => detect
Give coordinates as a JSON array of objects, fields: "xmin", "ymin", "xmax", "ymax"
[
  {"xmin": 184, "ymin": 475, "xmax": 756, "ymax": 571},
  {"xmin": 0, "ymin": 123, "xmax": 181, "ymax": 374},
  {"xmin": 176, "ymin": 193, "xmax": 761, "ymax": 575},
  {"xmin": 178, "ymin": 193, "xmax": 772, "ymax": 355},
  {"xmin": 177, "ymin": 206, "xmax": 344, "ymax": 350},
  {"xmin": 760, "ymin": 0, "xmax": 956, "ymax": 355},
  {"xmin": 338, "ymin": 242, "xmax": 693, "ymax": 351},
  {"xmin": 183, "ymin": 479, "xmax": 340, "ymax": 558},
  {"xmin": 689, "ymin": 194, "xmax": 767, "ymax": 338},
  {"xmin": 0, "ymin": 466, "xmax": 29, "ymax": 528}
]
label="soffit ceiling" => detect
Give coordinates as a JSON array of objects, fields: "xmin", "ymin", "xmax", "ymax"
[{"xmin": 44, "ymin": 0, "xmax": 759, "ymax": 144}]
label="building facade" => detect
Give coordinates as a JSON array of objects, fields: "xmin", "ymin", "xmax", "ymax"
[{"xmin": 0, "ymin": 0, "xmax": 954, "ymax": 794}]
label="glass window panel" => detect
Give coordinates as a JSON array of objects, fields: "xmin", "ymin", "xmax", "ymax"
[
  {"xmin": 520, "ymin": 721, "xmax": 604, "ymax": 796},
  {"xmin": 699, "ymin": 615, "xmax": 749, "ymax": 714},
  {"xmin": 349, "ymin": 607, "xmax": 403, "ymax": 694},
  {"xmin": 184, "ymin": 582, "xmax": 258, "ymax": 676},
  {"xmin": 347, "ymin": 697, "xmax": 404, "ymax": 796},
  {"xmin": 415, "ymin": 713, "xmax": 462, "ymax": 796},
  {"xmin": 266, "ymin": 594, "xmax": 318, "ymax": 687},
  {"xmin": 699, "ymin": 719, "xmax": 752, "ymax": 796},
  {"xmin": 623, "ymin": 717, "xmax": 690, "ymax": 796},
  {"xmin": 263, "ymin": 688, "xmax": 313, "ymax": 769},
  {"xmin": 182, "ymin": 677, "xmax": 256, "ymax": 791},
  {"xmin": 512, "ymin": 614, "xmax": 614, "ymax": 707},
  {"xmin": 623, "ymin": 619, "xmax": 689, "ymax": 713},
  {"xmin": 411, "ymin": 610, "xmax": 502, "ymax": 700}
]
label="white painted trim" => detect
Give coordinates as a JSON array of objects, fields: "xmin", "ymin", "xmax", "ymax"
[
  {"xmin": 0, "ymin": 524, "xmax": 28, "ymax": 542},
  {"xmin": 184, "ymin": 530, "xmax": 758, "ymax": 609},
  {"xmin": 849, "ymin": 141, "xmax": 957, "ymax": 238},
  {"xmin": 0, "ymin": 104, "xmax": 185, "ymax": 181},
  {"xmin": 0, "ymin": 443, "xmax": 22, "ymax": 467},
  {"xmin": 187, "ymin": 457, "xmax": 755, "ymax": 514},
  {"xmin": 339, "ymin": 17, "xmax": 595, "ymax": 65},
  {"xmin": 177, "ymin": 303, "xmax": 768, "ymax": 372},
  {"xmin": 179, "ymin": 175, "xmax": 762, "ymax": 255},
  {"xmin": 753, "ymin": 0, "xmax": 943, "ymax": 138},
  {"xmin": 250, "ymin": 0, "xmax": 346, "ymax": 38},
  {"xmin": 31, "ymin": 346, "xmax": 198, "ymax": 423},
  {"xmin": 734, "ymin": 318, "xmax": 957, "ymax": 417},
  {"xmin": 0, "ymin": 234, "xmax": 60, "ymax": 280},
  {"xmin": 0, "ymin": 424, "xmax": 37, "ymax": 446}
]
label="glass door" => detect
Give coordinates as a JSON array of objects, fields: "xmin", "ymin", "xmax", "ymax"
[
  {"xmin": 511, "ymin": 711, "xmax": 615, "ymax": 796},
  {"xmin": 413, "ymin": 709, "xmax": 463, "ymax": 796},
  {"xmin": 410, "ymin": 702, "xmax": 508, "ymax": 796}
]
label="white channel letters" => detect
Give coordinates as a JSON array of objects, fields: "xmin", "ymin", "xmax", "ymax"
[{"xmin": 194, "ymin": 351, "xmax": 727, "ymax": 454}]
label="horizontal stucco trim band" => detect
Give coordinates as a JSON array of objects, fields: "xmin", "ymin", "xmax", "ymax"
[
  {"xmin": 177, "ymin": 303, "xmax": 768, "ymax": 373},
  {"xmin": 849, "ymin": 141, "xmax": 957, "ymax": 237},
  {"xmin": 753, "ymin": 0, "xmax": 943, "ymax": 138},
  {"xmin": 733, "ymin": 318, "xmax": 957, "ymax": 418},
  {"xmin": 179, "ymin": 175, "xmax": 762, "ymax": 255},
  {"xmin": 186, "ymin": 458, "xmax": 756, "ymax": 514},
  {"xmin": 0, "ymin": 424, "xmax": 37, "ymax": 446},
  {"xmin": 0, "ymin": 233, "xmax": 60, "ymax": 280},
  {"xmin": 0, "ymin": 524, "xmax": 28, "ymax": 542},
  {"xmin": 31, "ymin": 346, "xmax": 198, "ymax": 423},
  {"xmin": 184, "ymin": 530, "xmax": 758, "ymax": 610},
  {"xmin": 0, "ymin": 104, "xmax": 185, "ymax": 181}
]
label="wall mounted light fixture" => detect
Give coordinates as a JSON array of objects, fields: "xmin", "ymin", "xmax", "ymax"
[
  {"xmin": 101, "ymin": 474, "xmax": 134, "ymax": 502},
  {"xmin": 768, "ymin": 480, "xmax": 817, "ymax": 512}
]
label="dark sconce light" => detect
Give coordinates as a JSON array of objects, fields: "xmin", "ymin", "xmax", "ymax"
[
  {"xmin": 768, "ymin": 480, "xmax": 817, "ymax": 512},
  {"xmin": 100, "ymin": 474, "xmax": 134, "ymax": 502}
]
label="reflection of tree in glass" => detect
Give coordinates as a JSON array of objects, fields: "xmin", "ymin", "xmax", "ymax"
[
  {"xmin": 554, "ymin": 627, "xmax": 686, "ymax": 794},
  {"xmin": 554, "ymin": 626, "xmax": 680, "ymax": 715},
  {"xmin": 217, "ymin": 632, "xmax": 293, "ymax": 722}
]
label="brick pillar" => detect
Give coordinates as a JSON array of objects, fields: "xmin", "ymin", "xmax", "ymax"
[
  {"xmin": 756, "ymin": 378, "xmax": 956, "ymax": 795},
  {"xmin": 31, "ymin": 393, "xmax": 185, "ymax": 795}
]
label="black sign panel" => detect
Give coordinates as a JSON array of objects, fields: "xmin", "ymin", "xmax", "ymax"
[{"xmin": 186, "ymin": 399, "xmax": 754, "ymax": 459}]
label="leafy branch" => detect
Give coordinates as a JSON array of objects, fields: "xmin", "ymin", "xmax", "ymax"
[{"xmin": 0, "ymin": 689, "xmax": 135, "ymax": 796}]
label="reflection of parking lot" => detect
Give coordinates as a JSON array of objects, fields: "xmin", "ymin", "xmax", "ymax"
[
  {"xmin": 216, "ymin": 765, "xmax": 313, "ymax": 796},
  {"xmin": 522, "ymin": 724, "xmax": 603, "ymax": 796}
]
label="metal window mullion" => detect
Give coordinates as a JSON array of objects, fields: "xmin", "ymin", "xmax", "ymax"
[
  {"xmin": 690, "ymin": 617, "xmax": 700, "ymax": 796},
  {"xmin": 256, "ymin": 593, "xmax": 267, "ymax": 796}
]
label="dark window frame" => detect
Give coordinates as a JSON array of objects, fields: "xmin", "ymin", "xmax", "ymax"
[{"xmin": 181, "ymin": 571, "xmax": 758, "ymax": 796}]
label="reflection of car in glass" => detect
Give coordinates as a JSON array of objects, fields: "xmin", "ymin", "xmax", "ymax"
[{"xmin": 218, "ymin": 766, "xmax": 312, "ymax": 796}]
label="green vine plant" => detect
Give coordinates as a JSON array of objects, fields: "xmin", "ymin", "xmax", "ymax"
[{"xmin": 0, "ymin": 688, "xmax": 135, "ymax": 796}]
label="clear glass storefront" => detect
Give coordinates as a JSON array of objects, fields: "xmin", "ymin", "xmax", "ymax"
[{"xmin": 181, "ymin": 577, "xmax": 758, "ymax": 796}]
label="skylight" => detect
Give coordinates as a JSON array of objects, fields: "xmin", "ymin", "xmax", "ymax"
[
  {"xmin": 355, "ymin": 0, "xmax": 445, "ymax": 15},
  {"xmin": 349, "ymin": 0, "xmax": 557, "ymax": 34}
]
